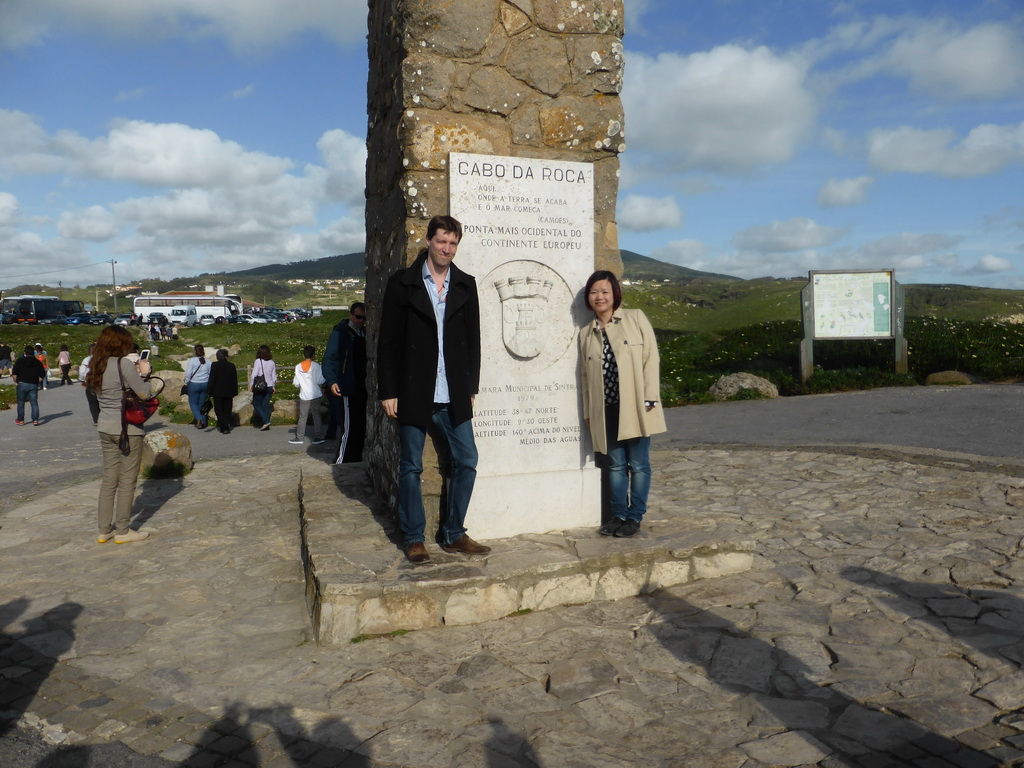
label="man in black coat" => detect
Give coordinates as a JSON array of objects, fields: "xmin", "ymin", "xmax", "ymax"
[
  {"xmin": 377, "ymin": 214, "xmax": 491, "ymax": 564},
  {"xmin": 322, "ymin": 302, "xmax": 367, "ymax": 463}
]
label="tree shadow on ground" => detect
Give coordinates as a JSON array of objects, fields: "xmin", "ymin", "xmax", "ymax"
[
  {"xmin": 840, "ymin": 565, "xmax": 1024, "ymax": 667},
  {"xmin": 0, "ymin": 598, "xmax": 82, "ymax": 741},
  {"xmin": 643, "ymin": 590, "xmax": 1005, "ymax": 767}
]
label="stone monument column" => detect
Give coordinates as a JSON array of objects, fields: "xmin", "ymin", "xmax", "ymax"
[{"xmin": 365, "ymin": 0, "xmax": 625, "ymax": 539}]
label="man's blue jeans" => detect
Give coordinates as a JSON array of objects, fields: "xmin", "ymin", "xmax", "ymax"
[
  {"xmin": 16, "ymin": 382, "xmax": 39, "ymax": 422},
  {"xmin": 398, "ymin": 404, "xmax": 478, "ymax": 545},
  {"xmin": 604, "ymin": 402, "xmax": 652, "ymax": 522}
]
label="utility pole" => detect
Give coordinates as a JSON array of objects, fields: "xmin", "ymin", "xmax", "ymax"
[{"xmin": 110, "ymin": 260, "xmax": 118, "ymax": 314}]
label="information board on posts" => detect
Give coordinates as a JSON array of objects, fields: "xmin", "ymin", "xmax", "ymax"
[{"xmin": 811, "ymin": 270, "xmax": 894, "ymax": 339}]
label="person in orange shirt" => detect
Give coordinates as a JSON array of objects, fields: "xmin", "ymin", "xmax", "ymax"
[
  {"xmin": 290, "ymin": 345, "xmax": 326, "ymax": 446},
  {"xmin": 34, "ymin": 343, "xmax": 50, "ymax": 391}
]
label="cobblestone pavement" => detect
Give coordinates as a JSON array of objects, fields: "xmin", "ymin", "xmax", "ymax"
[{"xmin": 5, "ymin": 427, "xmax": 1024, "ymax": 765}]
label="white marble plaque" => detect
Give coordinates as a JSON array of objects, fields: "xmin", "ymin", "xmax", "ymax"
[{"xmin": 449, "ymin": 151, "xmax": 599, "ymax": 539}]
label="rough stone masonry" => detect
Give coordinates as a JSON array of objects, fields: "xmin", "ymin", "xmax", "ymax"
[{"xmin": 363, "ymin": 0, "xmax": 627, "ymax": 524}]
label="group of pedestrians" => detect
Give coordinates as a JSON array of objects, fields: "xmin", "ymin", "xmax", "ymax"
[{"xmin": 18, "ymin": 214, "xmax": 664, "ymax": 561}]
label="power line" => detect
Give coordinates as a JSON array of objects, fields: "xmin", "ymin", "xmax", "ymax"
[{"xmin": 0, "ymin": 259, "xmax": 117, "ymax": 281}]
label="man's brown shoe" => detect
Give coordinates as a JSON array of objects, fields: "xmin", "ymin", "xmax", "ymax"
[
  {"xmin": 441, "ymin": 535, "xmax": 491, "ymax": 555},
  {"xmin": 405, "ymin": 542, "xmax": 431, "ymax": 564}
]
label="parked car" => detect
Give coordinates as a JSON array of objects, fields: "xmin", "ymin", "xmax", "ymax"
[
  {"xmin": 66, "ymin": 312, "xmax": 94, "ymax": 325},
  {"xmin": 89, "ymin": 313, "xmax": 114, "ymax": 325},
  {"xmin": 147, "ymin": 312, "xmax": 167, "ymax": 324},
  {"xmin": 114, "ymin": 314, "xmax": 134, "ymax": 326},
  {"xmin": 199, "ymin": 314, "xmax": 217, "ymax": 326},
  {"xmin": 235, "ymin": 314, "xmax": 269, "ymax": 324},
  {"xmin": 38, "ymin": 314, "xmax": 69, "ymax": 325}
]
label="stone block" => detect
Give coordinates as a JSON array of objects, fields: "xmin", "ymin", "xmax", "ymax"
[
  {"xmin": 444, "ymin": 584, "xmax": 520, "ymax": 626},
  {"xmin": 141, "ymin": 429, "xmax": 193, "ymax": 472},
  {"xmin": 568, "ymin": 35, "xmax": 625, "ymax": 94},
  {"xmin": 500, "ymin": 3, "xmax": 531, "ymax": 36},
  {"xmin": 709, "ymin": 372, "xmax": 779, "ymax": 401},
  {"xmin": 358, "ymin": 593, "xmax": 441, "ymax": 635},
  {"xmin": 460, "ymin": 66, "xmax": 529, "ymax": 115},
  {"xmin": 403, "ymin": 53, "xmax": 456, "ymax": 110},
  {"xmin": 404, "ymin": 0, "xmax": 498, "ymax": 58},
  {"xmin": 534, "ymin": 0, "xmax": 624, "ymax": 35},
  {"xmin": 404, "ymin": 110, "xmax": 512, "ymax": 171},
  {"xmin": 503, "ymin": 33, "xmax": 571, "ymax": 96},
  {"xmin": 539, "ymin": 94, "xmax": 624, "ymax": 151},
  {"xmin": 648, "ymin": 559, "xmax": 692, "ymax": 591},
  {"xmin": 521, "ymin": 572, "xmax": 596, "ymax": 611},
  {"xmin": 546, "ymin": 650, "xmax": 618, "ymax": 702},
  {"xmin": 692, "ymin": 551, "xmax": 754, "ymax": 581},
  {"xmin": 595, "ymin": 565, "xmax": 649, "ymax": 600},
  {"xmin": 739, "ymin": 731, "xmax": 831, "ymax": 766}
]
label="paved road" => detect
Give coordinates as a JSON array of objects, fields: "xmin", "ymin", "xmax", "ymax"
[{"xmin": 660, "ymin": 383, "xmax": 1024, "ymax": 462}]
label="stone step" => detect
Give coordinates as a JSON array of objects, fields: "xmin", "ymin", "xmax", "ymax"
[{"xmin": 298, "ymin": 460, "xmax": 755, "ymax": 646}]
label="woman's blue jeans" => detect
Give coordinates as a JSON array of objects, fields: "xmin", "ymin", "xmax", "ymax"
[
  {"xmin": 604, "ymin": 402, "xmax": 652, "ymax": 522},
  {"xmin": 187, "ymin": 382, "xmax": 208, "ymax": 423},
  {"xmin": 398, "ymin": 404, "xmax": 478, "ymax": 545},
  {"xmin": 252, "ymin": 389, "xmax": 273, "ymax": 426}
]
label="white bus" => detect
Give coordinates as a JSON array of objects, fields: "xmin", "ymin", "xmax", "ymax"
[{"xmin": 133, "ymin": 293, "xmax": 242, "ymax": 323}]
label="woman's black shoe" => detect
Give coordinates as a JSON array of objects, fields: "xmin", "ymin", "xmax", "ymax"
[
  {"xmin": 614, "ymin": 519, "xmax": 641, "ymax": 538},
  {"xmin": 599, "ymin": 517, "xmax": 627, "ymax": 536}
]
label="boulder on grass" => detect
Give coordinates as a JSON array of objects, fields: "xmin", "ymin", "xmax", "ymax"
[
  {"xmin": 142, "ymin": 429, "xmax": 193, "ymax": 474},
  {"xmin": 709, "ymin": 373, "xmax": 779, "ymax": 401},
  {"xmin": 925, "ymin": 370, "xmax": 981, "ymax": 386}
]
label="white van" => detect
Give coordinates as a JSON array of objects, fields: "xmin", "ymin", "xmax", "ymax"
[{"xmin": 169, "ymin": 305, "xmax": 199, "ymax": 326}]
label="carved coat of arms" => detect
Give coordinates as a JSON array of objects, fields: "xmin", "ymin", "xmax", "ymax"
[{"xmin": 494, "ymin": 276, "xmax": 554, "ymax": 359}]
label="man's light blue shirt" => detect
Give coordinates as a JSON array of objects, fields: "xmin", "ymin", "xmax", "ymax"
[{"xmin": 422, "ymin": 261, "xmax": 450, "ymax": 403}]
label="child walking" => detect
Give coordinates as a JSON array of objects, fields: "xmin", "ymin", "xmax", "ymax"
[{"xmin": 290, "ymin": 345, "xmax": 326, "ymax": 445}]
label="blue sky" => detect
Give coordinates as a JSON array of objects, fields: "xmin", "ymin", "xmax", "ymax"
[{"xmin": 0, "ymin": 0, "xmax": 1022, "ymax": 290}]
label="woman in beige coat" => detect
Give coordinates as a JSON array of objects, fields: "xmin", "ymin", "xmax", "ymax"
[{"xmin": 579, "ymin": 270, "xmax": 666, "ymax": 537}]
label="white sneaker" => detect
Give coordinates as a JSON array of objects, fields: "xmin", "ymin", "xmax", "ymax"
[
  {"xmin": 288, "ymin": 437, "xmax": 304, "ymax": 445},
  {"xmin": 311, "ymin": 437, "xmax": 325, "ymax": 445},
  {"xmin": 114, "ymin": 529, "xmax": 149, "ymax": 544}
]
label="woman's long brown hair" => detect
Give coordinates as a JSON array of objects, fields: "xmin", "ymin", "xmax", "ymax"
[{"xmin": 86, "ymin": 325, "xmax": 135, "ymax": 395}]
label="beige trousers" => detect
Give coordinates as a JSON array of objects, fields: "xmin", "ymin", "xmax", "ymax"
[{"xmin": 98, "ymin": 432, "xmax": 143, "ymax": 535}]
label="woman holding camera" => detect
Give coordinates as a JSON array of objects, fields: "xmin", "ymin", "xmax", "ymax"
[{"xmin": 87, "ymin": 325, "xmax": 155, "ymax": 544}]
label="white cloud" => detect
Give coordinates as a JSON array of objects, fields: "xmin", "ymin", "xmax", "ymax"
[
  {"xmin": 231, "ymin": 84, "xmax": 256, "ymax": 99},
  {"xmin": 0, "ymin": 193, "xmax": 20, "ymax": 227},
  {"xmin": 817, "ymin": 176, "xmax": 873, "ymax": 207},
  {"xmin": 623, "ymin": 45, "xmax": 817, "ymax": 171},
  {"xmin": 116, "ymin": 87, "xmax": 149, "ymax": 103},
  {"xmin": 887, "ymin": 22, "xmax": 1024, "ymax": 101},
  {"xmin": 806, "ymin": 18, "xmax": 1024, "ymax": 102},
  {"xmin": 316, "ymin": 129, "xmax": 368, "ymax": 206},
  {"xmin": 973, "ymin": 254, "xmax": 1013, "ymax": 273},
  {"xmin": 932, "ymin": 253, "xmax": 959, "ymax": 269},
  {"xmin": 57, "ymin": 206, "xmax": 117, "ymax": 241},
  {"xmin": 0, "ymin": 0, "xmax": 367, "ymax": 52},
  {"xmin": 617, "ymin": 194, "xmax": 682, "ymax": 232},
  {"xmin": 859, "ymin": 232, "xmax": 961, "ymax": 259},
  {"xmin": 733, "ymin": 217, "xmax": 846, "ymax": 252},
  {"xmin": 68, "ymin": 120, "xmax": 295, "ymax": 188},
  {"xmin": 650, "ymin": 239, "xmax": 710, "ymax": 268},
  {"xmin": 868, "ymin": 123, "xmax": 1024, "ymax": 178}
]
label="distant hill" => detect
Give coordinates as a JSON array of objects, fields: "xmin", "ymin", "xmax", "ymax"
[
  {"xmin": 200, "ymin": 252, "xmax": 366, "ymax": 280},
  {"xmin": 620, "ymin": 250, "xmax": 739, "ymax": 282}
]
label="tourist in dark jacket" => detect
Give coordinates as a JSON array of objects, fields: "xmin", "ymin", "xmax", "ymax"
[
  {"xmin": 12, "ymin": 346, "xmax": 46, "ymax": 425},
  {"xmin": 206, "ymin": 348, "xmax": 239, "ymax": 434}
]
